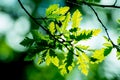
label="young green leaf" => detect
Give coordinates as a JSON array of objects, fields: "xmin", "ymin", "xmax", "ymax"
[
  {"xmin": 93, "ymin": 29, "xmax": 101, "ymax": 36},
  {"xmin": 45, "ymin": 49, "xmax": 59, "ymax": 66},
  {"xmin": 116, "ymin": 48, "xmax": 120, "ymax": 60},
  {"xmin": 117, "ymin": 36, "xmax": 120, "ymax": 45},
  {"xmin": 90, "ymin": 49, "xmax": 105, "ymax": 64},
  {"xmin": 103, "ymin": 47, "xmax": 112, "ymax": 56},
  {"xmin": 65, "ymin": 51, "xmax": 74, "ymax": 73},
  {"xmin": 46, "ymin": 4, "xmax": 59, "ymax": 16},
  {"xmin": 49, "ymin": 22, "xmax": 55, "ymax": 35},
  {"xmin": 76, "ymin": 30, "xmax": 93, "ymax": 41},
  {"xmin": 20, "ymin": 37, "xmax": 34, "ymax": 47},
  {"xmin": 53, "ymin": 6, "xmax": 70, "ymax": 15},
  {"xmin": 61, "ymin": 12, "xmax": 71, "ymax": 32},
  {"xmin": 72, "ymin": 9, "xmax": 82, "ymax": 28},
  {"xmin": 77, "ymin": 53, "xmax": 89, "ymax": 76}
]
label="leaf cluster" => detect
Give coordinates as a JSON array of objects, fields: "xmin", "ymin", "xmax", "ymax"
[{"xmin": 20, "ymin": 4, "xmax": 115, "ymax": 76}]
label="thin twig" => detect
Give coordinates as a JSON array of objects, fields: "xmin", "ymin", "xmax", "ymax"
[
  {"xmin": 113, "ymin": 0, "xmax": 117, "ymax": 6},
  {"xmin": 66, "ymin": 0, "xmax": 120, "ymax": 8},
  {"xmin": 87, "ymin": 4, "xmax": 116, "ymax": 47},
  {"xmin": 66, "ymin": 0, "xmax": 119, "ymax": 48},
  {"xmin": 18, "ymin": 0, "xmax": 78, "ymax": 56},
  {"xmin": 18, "ymin": 0, "xmax": 48, "ymax": 32}
]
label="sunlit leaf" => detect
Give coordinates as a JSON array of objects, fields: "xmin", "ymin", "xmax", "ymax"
[
  {"xmin": 117, "ymin": 51, "xmax": 120, "ymax": 60},
  {"xmin": 49, "ymin": 22, "xmax": 55, "ymax": 35},
  {"xmin": 76, "ymin": 45, "xmax": 89, "ymax": 50},
  {"xmin": 90, "ymin": 49, "xmax": 105, "ymax": 64},
  {"xmin": 46, "ymin": 4, "xmax": 59, "ymax": 16},
  {"xmin": 93, "ymin": 29, "xmax": 101, "ymax": 36},
  {"xmin": 61, "ymin": 12, "xmax": 71, "ymax": 32},
  {"xmin": 45, "ymin": 50, "xmax": 51, "ymax": 65},
  {"xmin": 76, "ymin": 30, "xmax": 93, "ymax": 41},
  {"xmin": 59, "ymin": 64, "xmax": 67, "ymax": 75},
  {"xmin": 53, "ymin": 6, "xmax": 69, "ymax": 15},
  {"xmin": 72, "ymin": 9, "xmax": 82, "ymax": 28},
  {"xmin": 52, "ymin": 56, "xmax": 59, "ymax": 67},
  {"xmin": 117, "ymin": 36, "xmax": 120, "ymax": 45},
  {"xmin": 77, "ymin": 53, "xmax": 89, "ymax": 76}
]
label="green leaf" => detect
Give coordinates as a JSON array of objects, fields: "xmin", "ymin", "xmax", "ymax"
[
  {"xmin": 20, "ymin": 37, "xmax": 34, "ymax": 47},
  {"xmin": 90, "ymin": 49, "xmax": 105, "ymax": 64},
  {"xmin": 45, "ymin": 49, "xmax": 59, "ymax": 66},
  {"xmin": 117, "ymin": 36, "xmax": 120, "ymax": 45},
  {"xmin": 46, "ymin": 4, "xmax": 59, "ymax": 16},
  {"xmin": 69, "ymin": 28, "xmax": 78, "ymax": 32},
  {"xmin": 117, "ymin": 19, "xmax": 120, "ymax": 24},
  {"xmin": 49, "ymin": 22, "xmax": 55, "ymax": 35},
  {"xmin": 65, "ymin": 50, "xmax": 74, "ymax": 73},
  {"xmin": 117, "ymin": 48, "xmax": 120, "ymax": 60},
  {"xmin": 76, "ymin": 30, "xmax": 93, "ymax": 41},
  {"xmin": 103, "ymin": 47, "xmax": 112, "ymax": 56},
  {"xmin": 61, "ymin": 12, "xmax": 71, "ymax": 32},
  {"xmin": 53, "ymin": 6, "xmax": 70, "ymax": 15},
  {"xmin": 24, "ymin": 54, "xmax": 35, "ymax": 61},
  {"xmin": 49, "ymin": 49, "xmax": 57, "ymax": 57},
  {"xmin": 90, "ymin": 57, "xmax": 98, "ymax": 62},
  {"xmin": 31, "ymin": 30, "xmax": 49, "ymax": 41},
  {"xmin": 72, "ymin": 9, "xmax": 82, "ymax": 28},
  {"xmin": 92, "ymin": 29, "xmax": 101, "ymax": 36},
  {"xmin": 76, "ymin": 45, "xmax": 89, "ymax": 50},
  {"xmin": 117, "ymin": 51, "xmax": 120, "ymax": 60},
  {"xmin": 77, "ymin": 53, "xmax": 89, "ymax": 76}
]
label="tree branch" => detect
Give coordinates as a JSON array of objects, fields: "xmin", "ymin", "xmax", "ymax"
[
  {"xmin": 86, "ymin": 4, "xmax": 116, "ymax": 47},
  {"xmin": 66, "ymin": 0, "xmax": 119, "ymax": 48},
  {"xmin": 66, "ymin": 0, "xmax": 120, "ymax": 8},
  {"xmin": 113, "ymin": 0, "xmax": 117, "ymax": 6},
  {"xmin": 18, "ymin": 0, "xmax": 79, "ymax": 57},
  {"xmin": 18, "ymin": 0, "xmax": 48, "ymax": 32}
]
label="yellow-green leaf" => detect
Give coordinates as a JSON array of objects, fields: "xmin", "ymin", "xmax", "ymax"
[
  {"xmin": 72, "ymin": 9, "xmax": 82, "ymax": 28},
  {"xmin": 90, "ymin": 49, "xmax": 105, "ymax": 64},
  {"xmin": 117, "ymin": 36, "xmax": 120, "ymax": 45},
  {"xmin": 93, "ymin": 29, "xmax": 101, "ymax": 36},
  {"xmin": 59, "ymin": 64, "xmax": 67, "ymax": 75},
  {"xmin": 76, "ymin": 45, "xmax": 89, "ymax": 50},
  {"xmin": 117, "ymin": 51, "xmax": 120, "ymax": 60},
  {"xmin": 77, "ymin": 53, "xmax": 89, "ymax": 76},
  {"xmin": 61, "ymin": 12, "xmax": 71, "ymax": 32},
  {"xmin": 49, "ymin": 22, "xmax": 55, "ymax": 35},
  {"xmin": 46, "ymin": 4, "xmax": 59, "ymax": 16},
  {"xmin": 52, "ymin": 56, "xmax": 59, "ymax": 67},
  {"xmin": 53, "ymin": 6, "xmax": 70, "ymax": 15},
  {"xmin": 46, "ymin": 52, "xmax": 51, "ymax": 65}
]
